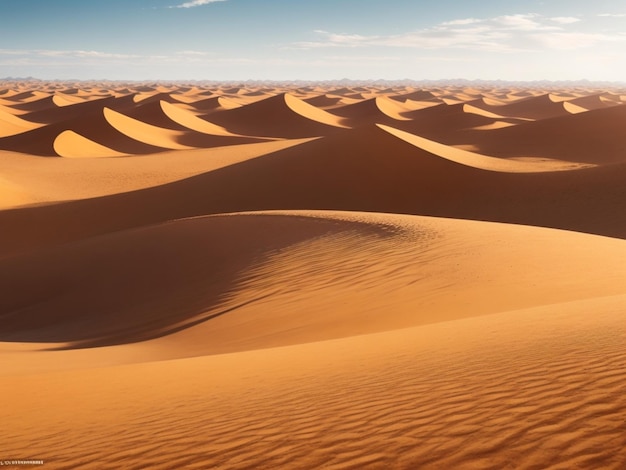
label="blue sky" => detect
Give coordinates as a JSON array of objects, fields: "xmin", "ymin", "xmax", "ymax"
[{"xmin": 1, "ymin": 0, "xmax": 625, "ymax": 81}]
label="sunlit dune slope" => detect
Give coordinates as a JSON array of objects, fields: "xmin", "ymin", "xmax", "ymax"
[
  {"xmin": 326, "ymin": 96, "xmax": 412, "ymax": 125},
  {"xmin": 467, "ymin": 93, "xmax": 571, "ymax": 120},
  {"xmin": 1, "ymin": 292, "xmax": 625, "ymax": 469},
  {"xmin": 0, "ymin": 108, "xmax": 44, "ymax": 137},
  {"xmin": 2, "ymin": 83, "xmax": 626, "ymax": 470},
  {"xmin": 1, "ymin": 211, "xmax": 624, "ymax": 354},
  {"xmin": 0, "ymin": 105, "xmax": 165, "ymax": 156},
  {"xmin": 378, "ymin": 124, "xmax": 591, "ymax": 172},
  {"xmin": 396, "ymin": 102, "xmax": 504, "ymax": 139},
  {"xmin": 1, "ymin": 122, "xmax": 624, "ymax": 259},
  {"xmin": 1, "ymin": 139, "xmax": 310, "ymax": 206},
  {"xmin": 18, "ymin": 94, "xmax": 136, "ymax": 125},
  {"xmin": 202, "ymin": 93, "xmax": 347, "ymax": 137},
  {"xmin": 459, "ymin": 104, "xmax": 626, "ymax": 165}
]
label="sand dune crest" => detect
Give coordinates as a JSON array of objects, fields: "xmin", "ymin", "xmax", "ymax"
[
  {"xmin": 378, "ymin": 124, "xmax": 591, "ymax": 173},
  {"xmin": 53, "ymin": 130, "xmax": 129, "ymax": 158},
  {"xmin": 2, "ymin": 82, "xmax": 626, "ymax": 470},
  {"xmin": 103, "ymin": 107, "xmax": 194, "ymax": 150},
  {"xmin": 0, "ymin": 108, "xmax": 44, "ymax": 137}
]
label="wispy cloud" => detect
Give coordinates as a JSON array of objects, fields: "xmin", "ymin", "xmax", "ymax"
[
  {"xmin": 177, "ymin": 50, "xmax": 211, "ymax": 56},
  {"xmin": 0, "ymin": 49, "xmax": 180, "ymax": 64},
  {"xmin": 598, "ymin": 13, "xmax": 626, "ymax": 17},
  {"xmin": 38, "ymin": 50, "xmax": 140, "ymax": 59},
  {"xmin": 532, "ymin": 32, "xmax": 622, "ymax": 49},
  {"xmin": 293, "ymin": 14, "xmax": 625, "ymax": 52},
  {"xmin": 549, "ymin": 17, "xmax": 581, "ymax": 24},
  {"xmin": 170, "ymin": 0, "xmax": 227, "ymax": 8}
]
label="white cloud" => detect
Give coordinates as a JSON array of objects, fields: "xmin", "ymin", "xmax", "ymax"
[
  {"xmin": 598, "ymin": 13, "xmax": 626, "ymax": 17},
  {"xmin": 549, "ymin": 17, "xmax": 581, "ymax": 24},
  {"xmin": 177, "ymin": 50, "xmax": 210, "ymax": 56},
  {"xmin": 0, "ymin": 49, "xmax": 29, "ymax": 56},
  {"xmin": 532, "ymin": 32, "xmax": 621, "ymax": 49},
  {"xmin": 171, "ymin": 0, "xmax": 227, "ymax": 8},
  {"xmin": 494, "ymin": 14, "xmax": 550, "ymax": 31},
  {"xmin": 36, "ymin": 50, "xmax": 140, "ymax": 59},
  {"xmin": 293, "ymin": 13, "xmax": 625, "ymax": 52},
  {"xmin": 441, "ymin": 18, "xmax": 481, "ymax": 26}
]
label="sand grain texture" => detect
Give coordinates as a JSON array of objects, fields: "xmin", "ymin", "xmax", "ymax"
[{"xmin": 1, "ymin": 82, "xmax": 625, "ymax": 469}]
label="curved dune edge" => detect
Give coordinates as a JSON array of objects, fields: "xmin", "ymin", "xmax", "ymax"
[
  {"xmin": 284, "ymin": 93, "xmax": 350, "ymax": 129},
  {"xmin": 466, "ymin": 94, "xmax": 571, "ymax": 120},
  {"xmin": 103, "ymin": 107, "xmax": 195, "ymax": 150},
  {"xmin": 403, "ymin": 99, "xmax": 442, "ymax": 111},
  {"xmin": 563, "ymin": 101, "xmax": 589, "ymax": 114},
  {"xmin": 159, "ymin": 100, "xmax": 243, "ymax": 136},
  {"xmin": 463, "ymin": 103, "xmax": 510, "ymax": 119},
  {"xmin": 52, "ymin": 94, "xmax": 84, "ymax": 107},
  {"xmin": 53, "ymin": 130, "xmax": 129, "ymax": 158},
  {"xmin": 463, "ymin": 103, "xmax": 534, "ymax": 122},
  {"xmin": 375, "ymin": 96, "xmax": 412, "ymax": 120},
  {"xmin": 1, "ymin": 210, "xmax": 625, "ymax": 353},
  {"xmin": 217, "ymin": 96, "xmax": 243, "ymax": 109},
  {"xmin": 377, "ymin": 124, "xmax": 593, "ymax": 173},
  {"xmin": 0, "ymin": 103, "xmax": 31, "ymax": 115},
  {"xmin": 132, "ymin": 93, "xmax": 154, "ymax": 104},
  {"xmin": 0, "ymin": 108, "xmax": 45, "ymax": 137},
  {"xmin": 0, "ymin": 138, "xmax": 315, "ymax": 208},
  {"xmin": 469, "ymin": 121, "xmax": 517, "ymax": 130}
]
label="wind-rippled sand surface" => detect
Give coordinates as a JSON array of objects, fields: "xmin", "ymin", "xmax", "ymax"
[{"xmin": 1, "ymin": 82, "xmax": 625, "ymax": 469}]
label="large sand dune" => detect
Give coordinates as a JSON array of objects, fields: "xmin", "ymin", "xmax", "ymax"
[{"xmin": 1, "ymin": 81, "xmax": 625, "ymax": 469}]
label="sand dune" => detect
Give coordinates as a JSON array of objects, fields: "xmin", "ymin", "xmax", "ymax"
[
  {"xmin": 5, "ymin": 94, "xmax": 58, "ymax": 112},
  {"xmin": 467, "ymin": 93, "xmax": 571, "ymax": 120},
  {"xmin": 328, "ymin": 96, "xmax": 413, "ymax": 124},
  {"xmin": 1, "ymin": 121, "xmax": 625, "ymax": 260},
  {"xmin": 18, "ymin": 94, "xmax": 135, "ymax": 125},
  {"xmin": 0, "ymin": 89, "xmax": 50, "ymax": 103},
  {"xmin": 53, "ymin": 130, "xmax": 130, "ymax": 158},
  {"xmin": 203, "ymin": 93, "xmax": 347, "ymax": 138},
  {"xmin": 0, "ymin": 106, "xmax": 165, "ymax": 156},
  {"xmin": 2, "ymin": 209, "xmax": 625, "ymax": 353},
  {"xmin": 303, "ymin": 94, "xmax": 344, "ymax": 108},
  {"xmin": 1, "ymin": 212, "xmax": 625, "ymax": 469},
  {"xmin": 104, "ymin": 107, "xmax": 259, "ymax": 151},
  {"xmin": 562, "ymin": 93, "xmax": 619, "ymax": 114},
  {"xmin": 0, "ymin": 107, "xmax": 44, "ymax": 137},
  {"xmin": 1, "ymin": 82, "xmax": 625, "ymax": 469},
  {"xmin": 0, "ymin": 175, "xmax": 34, "ymax": 209},
  {"xmin": 378, "ymin": 124, "xmax": 591, "ymax": 172},
  {"xmin": 0, "ymin": 138, "xmax": 312, "ymax": 207},
  {"xmin": 14, "ymin": 294, "xmax": 626, "ymax": 468},
  {"xmin": 0, "ymin": 102, "xmax": 32, "ymax": 115},
  {"xmin": 122, "ymin": 99, "xmax": 191, "ymax": 130},
  {"xmin": 187, "ymin": 95, "xmax": 242, "ymax": 111},
  {"xmin": 380, "ymin": 101, "xmax": 506, "ymax": 143},
  {"xmin": 390, "ymin": 89, "xmax": 439, "ymax": 102},
  {"xmin": 159, "ymin": 100, "xmax": 245, "ymax": 136},
  {"xmin": 460, "ymin": 104, "xmax": 626, "ymax": 164},
  {"xmin": 52, "ymin": 93, "xmax": 86, "ymax": 107}
]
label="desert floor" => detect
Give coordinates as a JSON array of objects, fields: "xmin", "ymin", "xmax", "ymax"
[{"xmin": 1, "ymin": 82, "xmax": 625, "ymax": 469}]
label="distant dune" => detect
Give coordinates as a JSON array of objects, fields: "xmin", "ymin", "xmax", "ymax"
[{"xmin": 1, "ymin": 81, "xmax": 625, "ymax": 469}]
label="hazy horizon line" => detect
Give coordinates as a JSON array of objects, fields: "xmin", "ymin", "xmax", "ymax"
[{"xmin": 2, "ymin": 76, "xmax": 626, "ymax": 87}]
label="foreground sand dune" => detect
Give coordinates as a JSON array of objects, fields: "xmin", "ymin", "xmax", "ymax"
[
  {"xmin": 2, "ymin": 210, "xmax": 624, "ymax": 352},
  {"xmin": 1, "ymin": 81, "xmax": 625, "ymax": 469},
  {"xmin": 2, "ymin": 293, "xmax": 625, "ymax": 469}
]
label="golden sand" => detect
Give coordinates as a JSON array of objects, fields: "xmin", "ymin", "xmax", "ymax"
[{"xmin": 1, "ymin": 82, "xmax": 625, "ymax": 469}]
